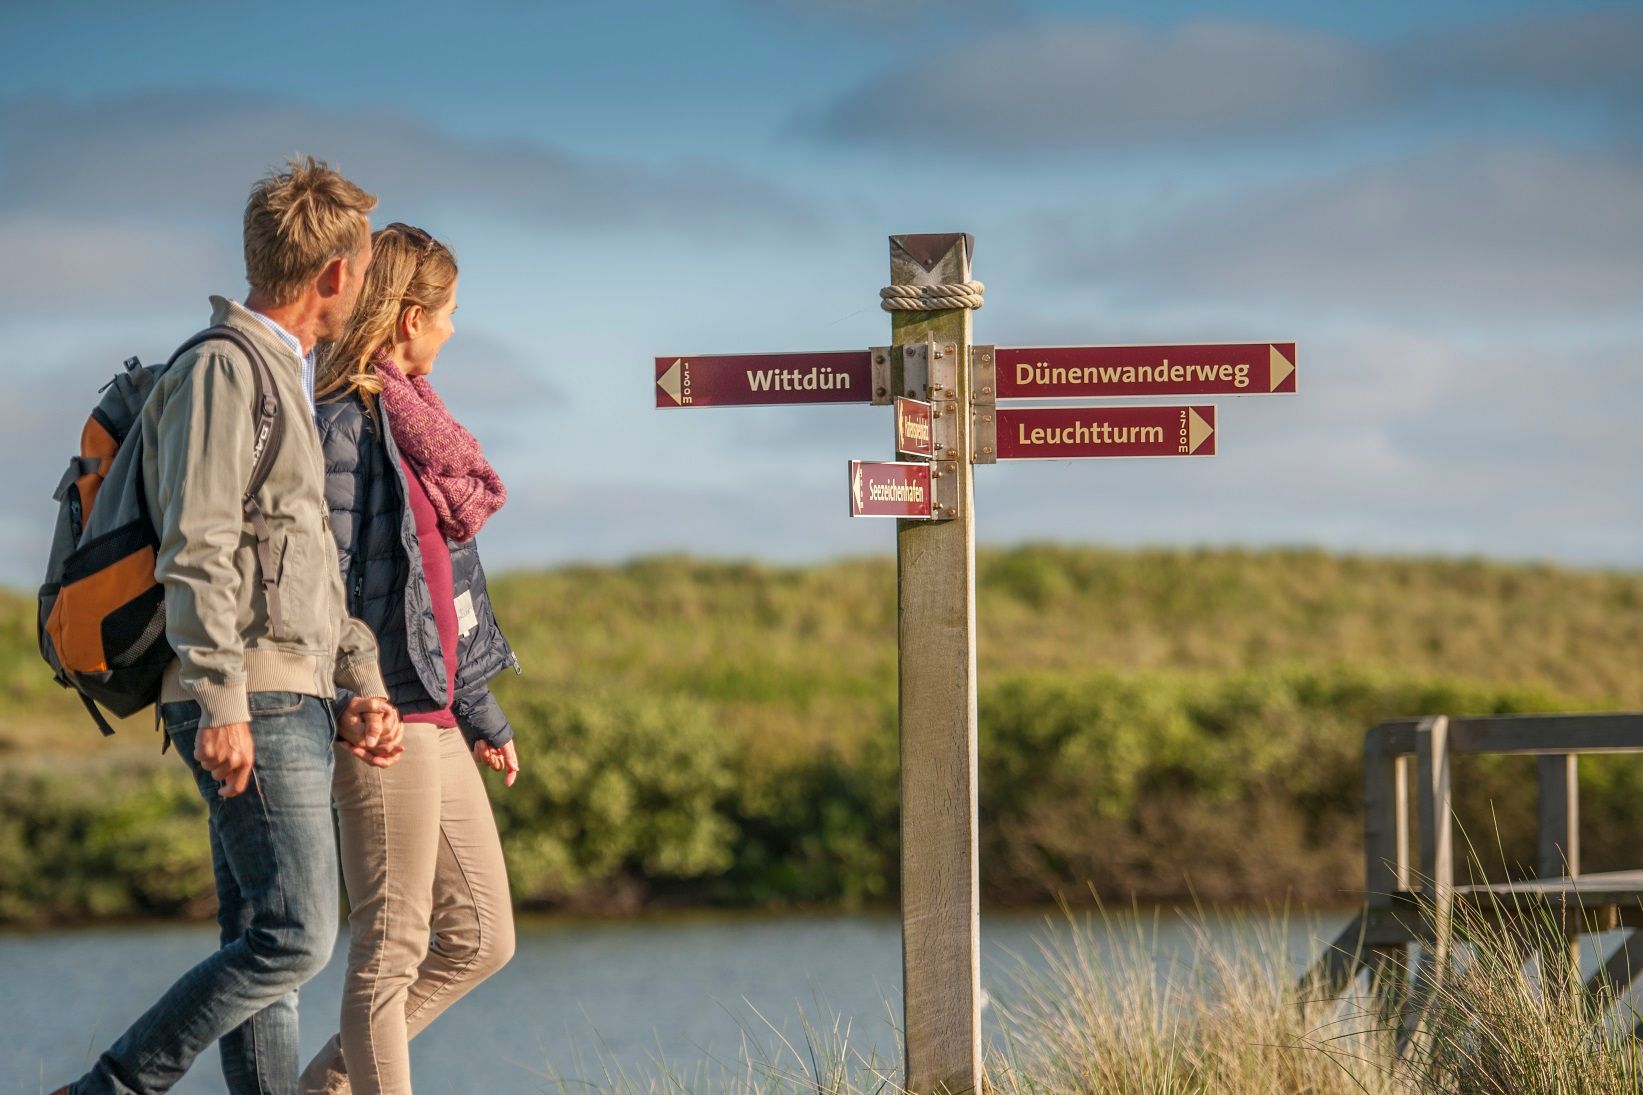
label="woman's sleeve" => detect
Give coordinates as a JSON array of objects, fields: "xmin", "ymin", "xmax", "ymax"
[{"xmin": 454, "ymin": 689, "xmax": 514, "ymax": 749}]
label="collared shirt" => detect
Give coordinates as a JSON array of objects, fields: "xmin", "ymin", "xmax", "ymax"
[{"xmin": 245, "ymin": 308, "xmax": 316, "ymax": 414}]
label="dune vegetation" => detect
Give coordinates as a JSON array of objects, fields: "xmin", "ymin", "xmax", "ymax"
[{"xmin": 3, "ymin": 546, "xmax": 1642, "ymax": 925}]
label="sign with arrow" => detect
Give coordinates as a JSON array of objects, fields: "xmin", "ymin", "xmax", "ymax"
[
  {"xmin": 993, "ymin": 343, "xmax": 1295, "ymax": 399},
  {"xmin": 895, "ymin": 397, "xmax": 934, "ymax": 458},
  {"xmin": 992, "ymin": 405, "xmax": 1216, "ymax": 460},
  {"xmin": 850, "ymin": 460, "xmax": 934, "ymax": 518},
  {"xmin": 655, "ymin": 351, "xmax": 875, "ymax": 408}
]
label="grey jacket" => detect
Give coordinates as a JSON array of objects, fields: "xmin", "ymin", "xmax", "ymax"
[
  {"xmin": 314, "ymin": 392, "xmax": 518, "ymax": 748},
  {"xmin": 141, "ymin": 297, "xmax": 386, "ymax": 728}
]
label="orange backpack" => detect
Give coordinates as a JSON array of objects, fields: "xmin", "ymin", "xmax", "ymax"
[{"xmin": 39, "ymin": 326, "xmax": 285, "ymax": 735}]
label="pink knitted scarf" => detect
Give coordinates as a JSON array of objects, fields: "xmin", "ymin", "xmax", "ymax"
[{"xmin": 373, "ymin": 352, "xmax": 506, "ymax": 542}]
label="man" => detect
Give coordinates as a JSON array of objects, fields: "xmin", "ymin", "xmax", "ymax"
[{"xmin": 62, "ymin": 157, "xmax": 405, "ymax": 1095}]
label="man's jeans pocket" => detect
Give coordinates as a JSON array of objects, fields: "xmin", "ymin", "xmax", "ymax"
[{"xmin": 249, "ymin": 690, "xmax": 306, "ymax": 717}]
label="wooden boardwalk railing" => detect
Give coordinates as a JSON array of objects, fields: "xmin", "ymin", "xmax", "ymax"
[{"xmin": 1304, "ymin": 712, "xmax": 1643, "ymax": 1036}]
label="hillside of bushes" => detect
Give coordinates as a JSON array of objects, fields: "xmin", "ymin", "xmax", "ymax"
[{"xmin": 2, "ymin": 546, "xmax": 1641, "ymax": 924}]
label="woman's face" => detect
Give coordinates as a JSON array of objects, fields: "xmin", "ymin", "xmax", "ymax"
[{"xmin": 399, "ymin": 277, "xmax": 458, "ymax": 377}]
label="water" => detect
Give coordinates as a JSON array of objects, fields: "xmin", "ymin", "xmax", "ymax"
[{"xmin": 0, "ymin": 907, "xmax": 1349, "ymax": 1094}]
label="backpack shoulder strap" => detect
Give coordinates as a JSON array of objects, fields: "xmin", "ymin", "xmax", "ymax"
[
  {"xmin": 77, "ymin": 692, "xmax": 118, "ymax": 738},
  {"xmin": 168, "ymin": 325, "xmax": 289, "ymax": 637}
]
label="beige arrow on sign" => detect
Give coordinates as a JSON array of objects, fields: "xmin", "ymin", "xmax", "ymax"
[
  {"xmin": 1188, "ymin": 408, "xmax": 1214, "ymax": 453},
  {"xmin": 1269, "ymin": 345, "xmax": 1295, "ymax": 392},
  {"xmin": 852, "ymin": 465, "xmax": 864, "ymax": 510},
  {"xmin": 657, "ymin": 359, "xmax": 684, "ymax": 405}
]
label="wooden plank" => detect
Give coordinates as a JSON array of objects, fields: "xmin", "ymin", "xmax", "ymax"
[
  {"xmin": 1369, "ymin": 714, "xmax": 1643, "ymax": 763},
  {"xmin": 1456, "ymin": 871, "xmax": 1643, "ymax": 900},
  {"xmin": 1587, "ymin": 931, "xmax": 1643, "ymax": 1002},
  {"xmin": 1400, "ymin": 716, "xmax": 1454, "ymax": 1056},
  {"xmin": 1366, "ymin": 945, "xmax": 1412, "ymax": 1019},
  {"xmin": 1535, "ymin": 754, "xmax": 1584, "ymax": 991},
  {"xmin": 1448, "ymin": 713, "xmax": 1643, "ymax": 755},
  {"xmin": 1363, "ymin": 729, "xmax": 1409, "ymax": 907},
  {"xmin": 1393, "ymin": 756, "xmax": 1411, "ymax": 892},
  {"xmin": 892, "ymin": 233, "xmax": 981, "ymax": 1095},
  {"xmin": 1537, "ymin": 754, "xmax": 1580, "ymax": 879},
  {"xmin": 1368, "ymin": 720, "xmax": 1420, "ymax": 758},
  {"xmin": 1300, "ymin": 913, "xmax": 1367, "ymax": 997},
  {"xmin": 1417, "ymin": 715, "xmax": 1454, "ymax": 962}
]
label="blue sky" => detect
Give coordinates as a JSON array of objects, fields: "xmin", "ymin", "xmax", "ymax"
[{"xmin": 1, "ymin": 0, "xmax": 1639, "ymax": 584}]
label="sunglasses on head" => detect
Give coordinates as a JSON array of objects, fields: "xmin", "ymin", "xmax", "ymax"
[{"xmin": 386, "ymin": 222, "xmax": 437, "ymax": 256}]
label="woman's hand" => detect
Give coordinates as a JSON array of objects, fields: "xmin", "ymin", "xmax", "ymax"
[
  {"xmin": 473, "ymin": 740, "xmax": 519, "ymax": 787},
  {"xmin": 338, "ymin": 695, "xmax": 404, "ymax": 768}
]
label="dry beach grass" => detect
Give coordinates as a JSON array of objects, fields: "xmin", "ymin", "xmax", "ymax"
[{"xmin": 544, "ymin": 903, "xmax": 1643, "ymax": 1094}]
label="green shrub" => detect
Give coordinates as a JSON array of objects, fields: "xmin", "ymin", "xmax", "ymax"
[
  {"xmin": 0, "ymin": 757, "xmax": 208, "ymax": 923},
  {"xmin": 3, "ymin": 547, "xmax": 1641, "ymax": 922},
  {"xmin": 493, "ymin": 692, "xmax": 741, "ymax": 906}
]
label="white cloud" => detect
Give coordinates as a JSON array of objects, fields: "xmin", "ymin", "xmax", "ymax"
[
  {"xmin": 806, "ymin": 20, "xmax": 1385, "ymax": 147},
  {"xmin": 0, "ymin": 91, "xmax": 822, "ymax": 319},
  {"xmin": 803, "ymin": 10, "xmax": 1643, "ymax": 148},
  {"xmin": 1058, "ymin": 144, "xmax": 1643, "ymax": 324},
  {"xmin": 0, "ymin": 217, "xmax": 237, "ymax": 317},
  {"xmin": 0, "ymin": 92, "xmax": 818, "ymax": 231}
]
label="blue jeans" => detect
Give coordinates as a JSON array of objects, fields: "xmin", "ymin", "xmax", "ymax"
[{"xmin": 73, "ymin": 692, "xmax": 339, "ymax": 1095}]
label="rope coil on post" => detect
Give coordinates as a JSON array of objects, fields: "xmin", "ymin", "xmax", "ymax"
[{"xmin": 879, "ymin": 281, "xmax": 985, "ymax": 312}]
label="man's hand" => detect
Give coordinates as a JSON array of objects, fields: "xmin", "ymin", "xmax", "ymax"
[
  {"xmin": 472, "ymin": 740, "xmax": 520, "ymax": 788},
  {"xmin": 196, "ymin": 722, "xmax": 255, "ymax": 798},
  {"xmin": 338, "ymin": 696, "xmax": 404, "ymax": 768}
]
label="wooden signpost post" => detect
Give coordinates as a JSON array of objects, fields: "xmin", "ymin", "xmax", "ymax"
[{"xmin": 654, "ymin": 234, "xmax": 1297, "ymax": 1094}]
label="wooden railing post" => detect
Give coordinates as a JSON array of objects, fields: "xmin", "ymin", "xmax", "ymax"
[
  {"xmin": 1363, "ymin": 725, "xmax": 1413, "ymax": 997},
  {"xmin": 1417, "ymin": 716, "xmax": 1454, "ymax": 962},
  {"xmin": 1397, "ymin": 715, "xmax": 1454, "ymax": 1051},
  {"xmin": 1537, "ymin": 754, "xmax": 1580, "ymax": 879},
  {"xmin": 1537, "ymin": 753, "xmax": 1582, "ymax": 991}
]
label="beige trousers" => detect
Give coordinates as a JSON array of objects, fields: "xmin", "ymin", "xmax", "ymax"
[{"xmin": 299, "ymin": 723, "xmax": 515, "ymax": 1095}]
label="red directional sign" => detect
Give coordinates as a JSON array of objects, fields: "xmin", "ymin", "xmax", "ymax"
[
  {"xmin": 655, "ymin": 351, "xmax": 874, "ymax": 408},
  {"xmin": 994, "ymin": 343, "xmax": 1295, "ymax": 399},
  {"xmin": 895, "ymin": 397, "xmax": 934, "ymax": 458},
  {"xmin": 994, "ymin": 406, "xmax": 1216, "ymax": 460},
  {"xmin": 850, "ymin": 461, "xmax": 933, "ymax": 518}
]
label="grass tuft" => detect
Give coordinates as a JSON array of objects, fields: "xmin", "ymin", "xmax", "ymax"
[{"xmin": 542, "ymin": 901, "xmax": 1643, "ymax": 1094}]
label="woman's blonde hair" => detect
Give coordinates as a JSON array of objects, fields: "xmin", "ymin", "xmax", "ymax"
[{"xmin": 317, "ymin": 222, "xmax": 457, "ymax": 403}]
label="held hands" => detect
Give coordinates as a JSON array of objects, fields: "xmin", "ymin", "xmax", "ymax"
[
  {"xmin": 473, "ymin": 740, "xmax": 519, "ymax": 787},
  {"xmin": 337, "ymin": 695, "xmax": 405, "ymax": 768},
  {"xmin": 196, "ymin": 722, "xmax": 255, "ymax": 798}
]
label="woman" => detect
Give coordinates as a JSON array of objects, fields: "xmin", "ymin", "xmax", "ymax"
[{"xmin": 299, "ymin": 222, "xmax": 520, "ymax": 1095}]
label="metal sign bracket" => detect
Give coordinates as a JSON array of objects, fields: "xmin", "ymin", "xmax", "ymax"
[
  {"xmin": 970, "ymin": 345, "xmax": 996, "ymax": 405},
  {"xmin": 970, "ymin": 344, "xmax": 998, "ymax": 464},
  {"xmin": 929, "ymin": 341, "xmax": 961, "ymax": 519},
  {"xmin": 870, "ymin": 347, "xmax": 894, "ymax": 405},
  {"xmin": 892, "ymin": 341, "xmax": 931, "ymax": 402}
]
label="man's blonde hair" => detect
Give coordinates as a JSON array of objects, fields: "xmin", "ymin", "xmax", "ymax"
[{"xmin": 243, "ymin": 156, "xmax": 378, "ymax": 305}]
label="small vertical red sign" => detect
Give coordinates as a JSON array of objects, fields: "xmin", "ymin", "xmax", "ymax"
[{"xmin": 895, "ymin": 397, "xmax": 934, "ymax": 458}]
